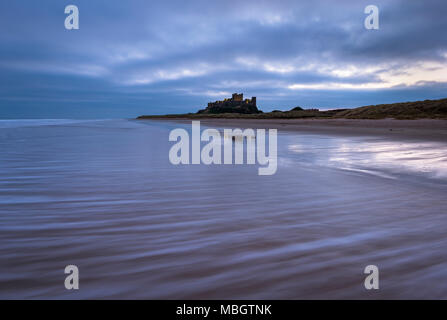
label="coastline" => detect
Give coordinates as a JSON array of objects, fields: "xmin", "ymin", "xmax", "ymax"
[{"xmin": 137, "ymin": 118, "xmax": 447, "ymax": 142}]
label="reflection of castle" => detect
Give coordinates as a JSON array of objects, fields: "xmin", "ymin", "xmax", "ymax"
[{"xmin": 198, "ymin": 93, "xmax": 260, "ymax": 114}]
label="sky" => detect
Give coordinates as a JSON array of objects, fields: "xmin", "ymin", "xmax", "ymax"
[{"xmin": 1, "ymin": 0, "xmax": 447, "ymax": 119}]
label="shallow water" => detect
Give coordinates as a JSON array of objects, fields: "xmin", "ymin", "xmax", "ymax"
[{"xmin": 0, "ymin": 119, "xmax": 446, "ymax": 299}]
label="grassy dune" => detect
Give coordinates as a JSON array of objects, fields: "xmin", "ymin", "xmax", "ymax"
[{"xmin": 335, "ymin": 98, "xmax": 447, "ymax": 119}]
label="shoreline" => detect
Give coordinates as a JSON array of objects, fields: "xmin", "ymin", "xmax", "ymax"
[{"xmin": 137, "ymin": 117, "xmax": 447, "ymax": 142}]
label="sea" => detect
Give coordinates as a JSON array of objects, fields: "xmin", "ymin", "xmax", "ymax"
[{"xmin": 0, "ymin": 118, "xmax": 446, "ymax": 299}]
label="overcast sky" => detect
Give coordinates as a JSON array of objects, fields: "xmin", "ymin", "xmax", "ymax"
[{"xmin": 1, "ymin": 0, "xmax": 447, "ymax": 118}]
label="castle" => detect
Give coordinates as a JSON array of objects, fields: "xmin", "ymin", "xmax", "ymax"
[{"xmin": 197, "ymin": 93, "xmax": 261, "ymax": 114}]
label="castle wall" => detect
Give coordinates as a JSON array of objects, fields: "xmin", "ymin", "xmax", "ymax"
[{"xmin": 203, "ymin": 93, "xmax": 257, "ymax": 113}]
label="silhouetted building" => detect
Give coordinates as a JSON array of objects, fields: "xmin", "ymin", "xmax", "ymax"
[
  {"xmin": 198, "ymin": 93, "xmax": 261, "ymax": 114},
  {"xmin": 232, "ymin": 93, "xmax": 243, "ymax": 101}
]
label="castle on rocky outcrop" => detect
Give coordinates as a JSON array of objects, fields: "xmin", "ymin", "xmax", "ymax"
[{"xmin": 197, "ymin": 93, "xmax": 261, "ymax": 114}]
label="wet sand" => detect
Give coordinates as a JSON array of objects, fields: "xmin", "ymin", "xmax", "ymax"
[
  {"xmin": 143, "ymin": 118, "xmax": 447, "ymax": 142},
  {"xmin": 1, "ymin": 119, "xmax": 447, "ymax": 299}
]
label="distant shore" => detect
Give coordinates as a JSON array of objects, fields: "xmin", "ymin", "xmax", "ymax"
[
  {"xmin": 138, "ymin": 97, "xmax": 447, "ymax": 121},
  {"xmin": 137, "ymin": 97, "xmax": 447, "ymax": 140},
  {"xmin": 138, "ymin": 117, "xmax": 447, "ymax": 142}
]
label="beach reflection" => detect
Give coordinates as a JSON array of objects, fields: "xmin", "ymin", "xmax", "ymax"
[{"xmin": 288, "ymin": 137, "xmax": 447, "ymax": 180}]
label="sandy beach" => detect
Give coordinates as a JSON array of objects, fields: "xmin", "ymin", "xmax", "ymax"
[
  {"xmin": 141, "ymin": 118, "xmax": 447, "ymax": 142},
  {"xmin": 4, "ymin": 0, "xmax": 447, "ymax": 304},
  {"xmin": 1, "ymin": 119, "xmax": 447, "ymax": 299}
]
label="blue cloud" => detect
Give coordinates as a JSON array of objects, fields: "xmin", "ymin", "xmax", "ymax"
[{"xmin": 1, "ymin": 0, "xmax": 447, "ymax": 118}]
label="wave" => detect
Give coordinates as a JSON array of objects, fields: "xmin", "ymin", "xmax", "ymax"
[{"xmin": 0, "ymin": 119, "xmax": 110, "ymax": 129}]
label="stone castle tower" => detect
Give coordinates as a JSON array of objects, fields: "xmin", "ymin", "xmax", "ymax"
[{"xmin": 198, "ymin": 93, "xmax": 261, "ymax": 114}]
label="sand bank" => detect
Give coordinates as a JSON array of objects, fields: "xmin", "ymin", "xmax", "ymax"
[{"xmin": 140, "ymin": 118, "xmax": 447, "ymax": 142}]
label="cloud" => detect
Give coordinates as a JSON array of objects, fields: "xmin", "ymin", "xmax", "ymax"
[{"xmin": 1, "ymin": 0, "xmax": 447, "ymax": 118}]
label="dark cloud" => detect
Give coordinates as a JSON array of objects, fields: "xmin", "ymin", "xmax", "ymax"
[{"xmin": 1, "ymin": 0, "xmax": 447, "ymax": 118}]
